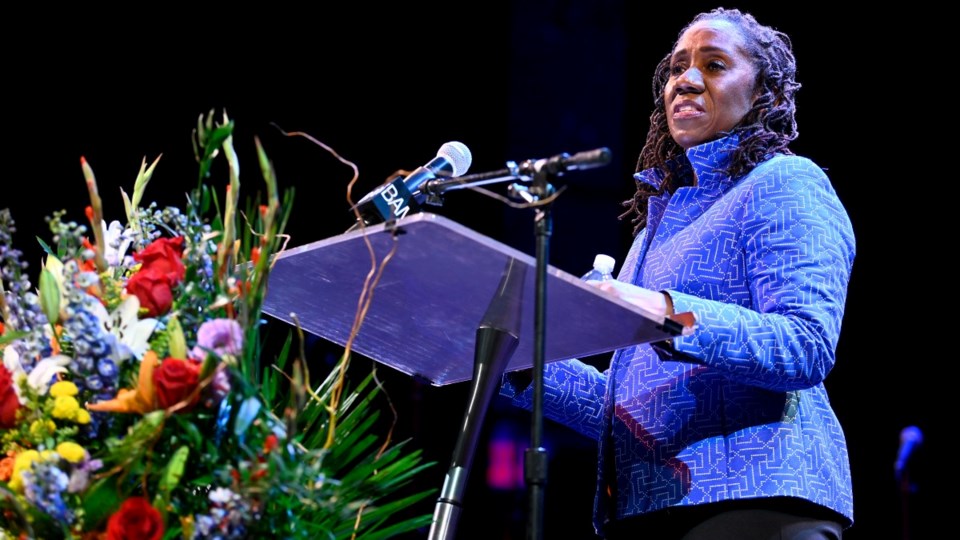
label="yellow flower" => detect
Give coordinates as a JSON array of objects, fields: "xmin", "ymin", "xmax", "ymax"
[
  {"xmin": 29, "ymin": 419, "xmax": 57, "ymax": 438},
  {"xmin": 50, "ymin": 381, "xmax": 79, "ymax": 398},
  {"xmin": 75, "ymin": 409, "xmax": 91, "ymax": 424},
  {"xmin": 8, "ymin": 450, "xmax": 40, "ymax": 492},
  {"xmin": 52, "ymin": 395, "xmax": 81, "ymax": 420},
  {"xmin": 56, "ymin": 442, "xmax": 86, "ymax": 464}
]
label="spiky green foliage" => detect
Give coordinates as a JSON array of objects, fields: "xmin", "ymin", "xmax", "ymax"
[{"xmin": 0, "ymin": 111, "xmax": 435, "ymax": 539}]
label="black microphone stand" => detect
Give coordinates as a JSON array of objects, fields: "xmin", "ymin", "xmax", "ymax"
[
  {"xmin": 521, "ymin": 160, "xmax": 556, "ymax": 540},
  {"xmin": 421, "ymin": 148, "xmax": 610, "ymax": 540}
]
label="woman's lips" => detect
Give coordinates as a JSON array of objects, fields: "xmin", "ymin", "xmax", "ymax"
[{"xmin": 672, "ymin": 101, "xmax": 705, "ymax": 120}]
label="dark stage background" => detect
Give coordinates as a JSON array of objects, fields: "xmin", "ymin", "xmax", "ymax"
[{"xmin": 6, "ymin": 2, "xmax": 931, "ymax": 539}]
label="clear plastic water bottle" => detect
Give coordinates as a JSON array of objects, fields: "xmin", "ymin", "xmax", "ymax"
[{"xmin": 581, "ymin": 254, "xmax": 616, "ymax": 282}]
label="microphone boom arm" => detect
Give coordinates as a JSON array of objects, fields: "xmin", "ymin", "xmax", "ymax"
[
  {"xmin": 419, "ymin": 146, "xmax": 611, "ymax": 205},
  {"xmin": 420, "ymin": 167, "xmax": 528, "ymax": 203}
]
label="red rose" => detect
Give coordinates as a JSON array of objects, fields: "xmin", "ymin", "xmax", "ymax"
[
  {"xmin": 126, "ymin": 267, "xmax": 174, "ymax": 317},
  {"xmin": 153, "ymin": 358, "xmax": 201, "ymax": 411},
  {"xmin": 0, "ymin": 364, "xmax": 21, "ymax": 428},
  {"xmin": 106, "ymin": 497, "xmax": 164, "ymax": 540},
  {"xmin": 133, "ymin": 237, "xmax": 186, "ymax": 284}
]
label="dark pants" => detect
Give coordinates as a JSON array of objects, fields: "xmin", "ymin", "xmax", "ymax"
[{"xmin": 604, "ymin": 497, "xmax": 845, "ymax": 540}]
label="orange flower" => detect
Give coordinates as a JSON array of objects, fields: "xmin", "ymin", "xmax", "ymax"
[
  {"xmin": 0, "ymin": 455, "xmax": 14, "ymax": 482},
  {"xmin": 78, "ymin": 237, "xmax": 98, "ymax": 273},
  {"xmin": 263, "ymin": 434, "xmax": 279, "ymax": 454},
  {"xmin": 87, "ymin": 351, "xmax": 158, "ymax": 414}
]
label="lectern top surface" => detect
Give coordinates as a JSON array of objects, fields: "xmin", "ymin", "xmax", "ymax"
[{"xmin": 261, "ymin": 213, "xmax": 687, "ymax": 386}]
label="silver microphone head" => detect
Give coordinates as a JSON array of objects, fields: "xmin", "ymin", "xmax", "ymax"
[{"xmin": 437, "ymin": 141, "xmax": 472, "ymax": 177}]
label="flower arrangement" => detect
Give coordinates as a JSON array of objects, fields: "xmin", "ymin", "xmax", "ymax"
[{"xmin": 0, "ymin": 111, "xmax": 434, "ymax": 539}]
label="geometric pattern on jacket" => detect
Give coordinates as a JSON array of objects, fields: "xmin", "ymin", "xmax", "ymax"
[{"xmin": 502, "ymin": 134, "xmax": 856, "ymax": 535}]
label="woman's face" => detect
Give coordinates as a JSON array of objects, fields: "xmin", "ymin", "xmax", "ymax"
[{"xmin": 664, "ymin": 19, "xmax": 758, "ymax": 150}]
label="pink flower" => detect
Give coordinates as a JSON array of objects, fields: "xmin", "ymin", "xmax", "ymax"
[{"xmin": 191, "ymin": 318, "xmax": 243, "ymax": 361}]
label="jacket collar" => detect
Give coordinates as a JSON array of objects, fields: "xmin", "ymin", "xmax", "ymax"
[{"xmin": 633, "ymin": 133, "xmax": 741, "ymax": 192}]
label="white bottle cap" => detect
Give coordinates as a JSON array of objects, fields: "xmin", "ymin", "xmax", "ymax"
[{"xmin": 593, "ymin": 254, "xmax": 615, "ymax": 274}]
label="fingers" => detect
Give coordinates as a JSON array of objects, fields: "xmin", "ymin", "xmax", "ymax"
[{"xmin": 594, "ymin": 281, "xmax": 667, "ymax": 316}]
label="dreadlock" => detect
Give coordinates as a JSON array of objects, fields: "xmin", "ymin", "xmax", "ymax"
[{"xmin": 620, "ymin": 7, "xmax": 801, "ymax": 236}]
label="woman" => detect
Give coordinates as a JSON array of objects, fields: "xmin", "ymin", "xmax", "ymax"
[{"xmin": 501, "ymin": 7, "xmax": 855, "ymax": 539}]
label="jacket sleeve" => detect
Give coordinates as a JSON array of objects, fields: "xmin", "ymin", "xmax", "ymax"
[
  {"xmin": 664, "ymin": 157, "xmax": 856, "ymax": 391},
  {"xmin": 500, "ymin": 358, "xmax": 608, "ymax": 440}
]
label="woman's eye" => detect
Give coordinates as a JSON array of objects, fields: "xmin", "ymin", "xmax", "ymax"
[
  {"xmin": 670, "ymin": 63, "xmax": 686, "ymax": 75},
  {"xmin": 707, "ymin": 60, "xmax": 727, "ymax": 71}
]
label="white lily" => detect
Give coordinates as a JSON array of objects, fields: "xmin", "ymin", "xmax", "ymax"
[
  {"xmin": 102, "ymin": 220, "xmax": 134, "ymax": 267},
  {"xmin": 3, "ymin": 344, "xmax": 21, "ymax": 372},
  {"xmin": 26, "ymin": 354, "xmax": 72, "ymax": 395},
  {"xmin": 90, "ymin": 295, "xmax": 158, "ymax": 364},
  {"xmin": 3, "ymin": 346, "xmax": 28, "ymax": 403}
]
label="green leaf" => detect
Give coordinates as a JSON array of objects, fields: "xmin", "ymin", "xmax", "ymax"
[
  {"xmin": 38, "ymin": 268, "xmax": 60, "ymax": 325},
  {"xmin": 35, "ymin": 236, "xmax": 55, "ymax": 256},
  {"xmin": 172, "ymin": 414, "xmax": 204, "ymax": 449},
  {"xmin": 166, "ymin": 314, "xmax": 187, "ymax": 360},
  {"xmin": 262, "ymin": 332, "xmax": 294, "ymax": 408},
  {"xmin": 131, "ymin": 154, "xmax": 161, "ymax": 212},
  {"xmin": 341, "ymin": 491, "xmax": 435, "ymax": 540},
  {"xmin": 335, "ymin": 433, "xmax": 379, "ymax": 468},
  {"xmin": 198, "ymin": 352, "xmax": 218, "ymax": 382},
  {"xmin": 0, "ymin": 329, "xmax": 28, "ymax": 346},
  {"xmin": 197, "ymin": 122, "xmax": 235, "ymax": 182},
  {"xmin": 158, "ymin": 446, "xmax": 190, "ymax": 494},
  {"xmin": 162, "ymin": 524, "xmax": 184, "ymax": 540},
  {"xmin": 101, "ymin": 410, "xmax": 165, "ymax": 468},
  {"xmin": 120, "ymin": 188, "xmax": 134, "ymax": 228},
  {"xmin": 80, "ymin": 475, "xmax": 125, "ymax": 529}
]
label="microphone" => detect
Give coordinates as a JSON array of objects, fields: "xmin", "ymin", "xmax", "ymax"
[
  {"xmin": 894, "ymin": 425, "xmax": 923, "ymax": 482},
  {"xmin": 538, "ymin": 147, "xmax": 612, "ymax": 174},
  {"xmin": 420, "ymin": 146, "xmax": 612, "ymax": 198},
  {"xmin": 353, "ymin": 141, "xmax": 472, "ymax": 225}
]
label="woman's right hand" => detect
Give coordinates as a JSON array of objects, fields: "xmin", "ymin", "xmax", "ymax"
[{"xmin": 591, "ymin": 280, "xmax": 670, "ymax": 317}]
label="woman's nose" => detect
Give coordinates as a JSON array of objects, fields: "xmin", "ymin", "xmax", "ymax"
[{"xmin": 675, "ymin": 67, "xmax": 704, "ymax": 94}]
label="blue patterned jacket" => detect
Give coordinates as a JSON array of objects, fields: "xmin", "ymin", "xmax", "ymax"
[{"xmin": 501, "ymin": 134, "xmax": 855, "ymax": 534}]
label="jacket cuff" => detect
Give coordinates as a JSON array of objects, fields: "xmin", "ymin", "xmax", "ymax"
[{"xmin": 651, "ymin": 290, "xmax": 704, "ymax": 364}]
